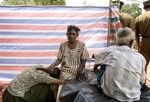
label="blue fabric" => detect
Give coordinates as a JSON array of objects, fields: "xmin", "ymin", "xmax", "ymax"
[{"xmin": 97, "ymin": 64, "xmax": 106, "ymax": 90}]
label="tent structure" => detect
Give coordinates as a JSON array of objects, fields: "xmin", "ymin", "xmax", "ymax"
[
  {"xmin": 0, "ymin": 1, "xmax": 150, "ymax": 102},
  {"xmin": 0, "ymin": 1, "xmax": 121, "ymax": 82}
]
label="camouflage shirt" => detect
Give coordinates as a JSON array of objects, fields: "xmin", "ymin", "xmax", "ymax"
[{"xmin": 7, "ymin": 65, "xmax": 55, "ymax": 97}]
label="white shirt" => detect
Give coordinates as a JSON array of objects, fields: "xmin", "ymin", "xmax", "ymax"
[{"xmin": 94, "ymin": 45, "xmax": 146, "ymax": 101}]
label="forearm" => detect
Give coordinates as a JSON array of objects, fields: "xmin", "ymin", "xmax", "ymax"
[
  {"xmin": 59, "ymin": 73, "xmax": 64, "ymax": 84},
  {"xmin": 140, "ymin": 68, "xmax": 146, "ymax": 84},
  {"xmin": 49, "ymin": 59, "xmax": 62, "ymax": 68},
  {"xmin": 140, "ymin": 75, "xmax": 146, "ymax": 84},
  {"xmin": 93, "ymin": 64, "xmax": 100, "ymax": 72},
  {"xmin": 135, "ymin": 27, "xmax": 140, "ymax": 50},
  {"xmin": 78, "ymin": 60, "xmax": 86, "ymax": 72},
  {"xmin": 51, "ymin": 73, "xmax": 64, "ymax": 84},
  {"xmin": 136, "ymin": 35, "xmax": 140, "ymax": 48},
  {"xmin": 76, "ymin": 60, "xmax": 87, "ymax": 80}
]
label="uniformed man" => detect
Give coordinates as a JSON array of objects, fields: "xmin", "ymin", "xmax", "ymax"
[
  {"xmin": 112, "ymin": 1, "xmax": 135, "ymax": 48},
  {"xmin": 119, "ymin": 1, "xmax": 134, "ymax": 30},
  {"xmin": 135, "ymin": 0, "xmax": 150, "ymax": 72}
]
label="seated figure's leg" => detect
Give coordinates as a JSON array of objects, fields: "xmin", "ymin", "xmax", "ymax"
[
  {"xmin": 23, "ymin": 83, "xmax": 55, "ymax": 102},
  {"xmin": 2, "ymin": 89, "xmax": 25, "ymax": 102},
  {"xmin": 97, "ymin": 64, "xmax": 106, "ymax": 91},
  {"xmin": 56, "ymin": 84, "xmax": 64, "ymax": 102}
]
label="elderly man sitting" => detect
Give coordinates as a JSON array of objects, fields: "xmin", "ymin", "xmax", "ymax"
[{"xmin": 92, "ymin": 27, "xmax": 146, "ymax": 102}]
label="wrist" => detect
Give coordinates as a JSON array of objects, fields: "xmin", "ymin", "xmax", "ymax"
[{"xmin": 77, "ymin": 68, "xmax": 82, "ymax": 72}]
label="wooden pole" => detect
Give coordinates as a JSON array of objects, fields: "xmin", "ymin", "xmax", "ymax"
[{"xmin": 107, "ymin": 0, "xmax": 112, "ymax": 47}]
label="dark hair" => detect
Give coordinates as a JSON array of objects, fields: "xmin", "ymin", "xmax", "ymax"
[
  {"xmin": 67, "ymin": 25, "xmax": 81, "ymax": 35},
  {"xmin": 50, "ymin": 67, "xmax": 61, "ymax": 79},
  {"xmin": 120, "ymin": 1, "xmax": 124, "ymax": 10},
  {"xmin": 36, "ymin": 67, "xmax": 61, "ymax": 78},
  {"xmin": 143, "ymin": 1, "xmax": 150, "ymax": 9}
]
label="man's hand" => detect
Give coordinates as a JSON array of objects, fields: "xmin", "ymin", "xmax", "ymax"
[{"xmin": 93, "ymin": 64, "xmax": 100, "ymax": 73}]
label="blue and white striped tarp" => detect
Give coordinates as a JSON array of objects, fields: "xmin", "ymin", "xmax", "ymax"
[{"xmin": 0, "ymin": 6, "xmax": 121, "ymax": 82}]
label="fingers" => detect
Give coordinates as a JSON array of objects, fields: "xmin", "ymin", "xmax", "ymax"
[
  {"xmin": 48, "ymin": 64, "xmax": 55, "ymax": 70},
  {"xmin": 77, "ymin": 76, "xmax": 87, "ymax": 81},
  {"xmin": 36, "ymin": 68, "xmax": 44, "ymax": 70},
  {"xmin": 77, "ymin": 73, "xmax": 87, "ymax": 81},
  {"xmin": 94, "ymin": 69, "xmax": 99, "ymax": 73}
]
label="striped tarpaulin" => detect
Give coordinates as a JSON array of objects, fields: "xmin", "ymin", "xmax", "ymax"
[{"xmin": 0, "ymin": 6, "xmax": 120, "ymax": 82}]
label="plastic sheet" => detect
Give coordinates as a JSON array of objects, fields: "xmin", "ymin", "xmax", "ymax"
[{"xmin": 59, "ymin": 71, "xmax": 150, "ymax": 102}]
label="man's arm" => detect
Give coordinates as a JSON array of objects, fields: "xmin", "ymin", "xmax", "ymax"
[
  {"xmin": 129, "ymin": 17, "xmax": 134, "ymax": 31},
  {"xmin": 135, "ymin": 19, "xmax": 141, "ymax": 52},
  {"xmin": 93, "ymin": 64, "xmax": 101, "ymax": 73},
  {"xmin": 92, "ymin": 54, "xmax": 101, "ymax": 73},
  {"xmin": 140, "ymin": 57, "xmax": 146, "ymax": 84}
]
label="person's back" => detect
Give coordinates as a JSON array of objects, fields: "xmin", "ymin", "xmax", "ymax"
[
  {"xmin": 119, "ymin": 12, "xmax": 133, "ymax": 29},
  {"xmin": 7, "ymin": 65, "xmax": 57, "ymax": 97},
  {"xmin": 135, "ymin": 0, "xmax": 150, "ymax": 70},
  {"xmin": 116, "ymin": 1, "xmax": 133, "ymax": 30},
  {"xmin": 93, "ymin": 27, "xmax": 146, "ymax": 101},
  {"xmin": 100, "ymin": 45, "xmax": 145, "ymax": 101},
  {"xmin": 2, "ymin": 65, "xmax": 64, "ymax": 102},
  {"xmin": 135, "ymin": 11, "xmax": 150, "ymax": 37}
]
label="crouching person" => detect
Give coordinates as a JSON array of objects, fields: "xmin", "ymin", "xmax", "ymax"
[
  {"xmin": 2, "ymin": 65, "xmax": 64, "ymax": 102},
  {"xmin": 92, "ymin": 27, "xmax": 146, "ymax": 102}
]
